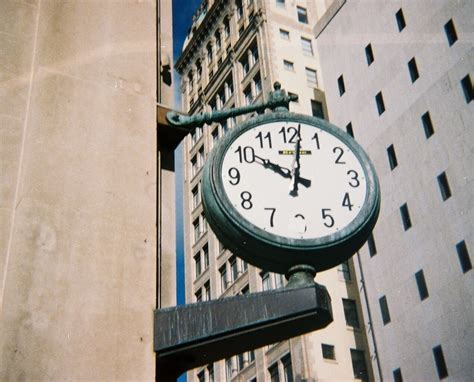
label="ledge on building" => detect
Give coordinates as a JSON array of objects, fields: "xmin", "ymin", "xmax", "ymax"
[{"xmin": 157, "ymin": 103, "xmax": 191, "ymax": 150}]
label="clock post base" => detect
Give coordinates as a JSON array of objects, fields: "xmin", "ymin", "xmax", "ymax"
[{"xmin": 286, "ymin": 264, "xmax": 317, "ymax": 288}]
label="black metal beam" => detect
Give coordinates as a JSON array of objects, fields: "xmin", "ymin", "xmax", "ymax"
[{"xmin": 154, "ymin": 283, "xmax": 332, "ymax": 379}]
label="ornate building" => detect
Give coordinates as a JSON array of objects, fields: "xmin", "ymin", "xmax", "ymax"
[{"xmin": 176, "ymin": 1, "xmax": 374, "ymax": 381}]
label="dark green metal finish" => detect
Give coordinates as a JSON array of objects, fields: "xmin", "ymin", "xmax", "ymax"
[
  {"xmin": 166, "ymin": 82, "xmax": 297, "ymax": 128},
  {"xmin": 202, "ymin": 112, "xmax": 381, "ymax": 274},
  {"xmin": 155, "ymin": 283, "xmax": 332, "ymax": 379}
]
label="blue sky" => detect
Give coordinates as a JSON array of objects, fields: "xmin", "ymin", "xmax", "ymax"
[{"xmin": 172, "ymin": 0, "xmax": 202, "ymax": 109}]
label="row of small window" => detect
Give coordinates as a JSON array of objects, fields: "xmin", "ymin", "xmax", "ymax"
[
  {"xmin": 396, "ymin": 8, "xmax": 459, "ymax": 49},
  {"xmin": 276, "ymin": 0, "xmax": 309, "ymax": 25},
  {"xmin": 279, "ymin": 29, "xmax": 314, "ymax": 56},
  {"xmin": 225, "ymin": 351, "xmax": 256, "ymax": 381},
  {"xmin": 188, "ymin": 23, "xmax": 259, "ymax": 99},
  {"xmin": 219, "ymin": 255, "xmax": 248, "ymax": 293},
  {"xmin": 344, "ymin": 108, "xmax": 437, "ymax": 141},
  {"xmin": 367, "ymin": 222, "xmax": 471, "ymax": 273},
  {"xmin": 392, "ymin": 344, "xmax": 450, "ymax": 381},
  {"xmin": 337, "ymin": 14, "xmax": 473, "ymax": 104},
  {"xmin": 320, "ymin": 345, "xmax": 369, "ymax": 382},
  {"xmin": 283, "ymin": 61, "xmax": 319, "ymax": 88}
]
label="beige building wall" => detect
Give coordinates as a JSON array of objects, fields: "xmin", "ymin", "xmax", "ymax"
[
  {"xmin": 314, "ymin": 0, "xmax": 474, "ymax": 380},
  {"xmin": 177, "ymin": 0, "xmax": 374, "ymax": 381},
  {"xmin": 0, "ymin": 1, "xmax": 160, "ymax": 380}
]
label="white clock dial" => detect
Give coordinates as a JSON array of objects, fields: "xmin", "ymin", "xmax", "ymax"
[{"xmin": 221, "ymin": 121, "xmax": 367, "ymax": 240}]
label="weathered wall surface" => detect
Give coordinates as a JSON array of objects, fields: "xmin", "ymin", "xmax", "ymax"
[{"xmin": 0, "ymin": 1, "xmax": 157, "ymax": 380}]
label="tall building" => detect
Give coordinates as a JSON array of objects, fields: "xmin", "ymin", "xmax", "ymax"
[
  {"xmin": 314, "ymin": 1, "xmax": 473, "ymax": 381},
  {"xmin": 177, "ymin": 1, "xmax": 374, "ymax": 381},
  {"xmin": 0, "ymin": 1, "xmax": 183, "ymax": 379}
]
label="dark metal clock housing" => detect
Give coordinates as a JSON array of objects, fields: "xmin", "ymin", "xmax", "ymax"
[{"xmin": 202, "ymin": 112, "xmax": 380, "ymax": 274}]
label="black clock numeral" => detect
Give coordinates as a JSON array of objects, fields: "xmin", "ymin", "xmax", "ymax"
[
  {"xmin": 264, "ymin": 207, "xmax": 276, "ymax": 227},
  {"xmin": 342, "ymin": 192, "xmax": 353, "ymax": 211},
  {"xmin": 294, "ymin": 213, "xmax": 307, "ymax": 233},
  {"xmin": 228, "ymin": 167, "xmax": 240, "ymax": 185},
  {"xmin": 322, "ymin": 208, "xmax": 335, "ymax": 228},
  {"xmin": 312, "ymin": 132, "xmax": 320, "ymax": 149},
  {"xmin": 333, "ymin": 147, "xmax": 346, "ymax": 164},
  {"xmin": 278, "ymin": 126, "xmax": 298, "ymax": 144},
  {"xmin": 256, "ymin": 131, "xmax": 272, "ymax": 149},
  {"xmin": 235, "ymin": 146, "xmax": 255, "ymax": 163},
  {"xmin": 241, "ymin": 191, "xmax": 253, "ymax": 210},
  {"xmin": 347, "ymin": 169, "xmax": 360, "ymax": 187}
]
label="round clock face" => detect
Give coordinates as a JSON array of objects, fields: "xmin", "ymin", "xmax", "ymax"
[
  {"xmin": 203, "ymin": 113, "xmax": 380, "ymax": 273},
  {"xmin": 220, "ymin": 120, "xmax": 367, "ymax": 240}
]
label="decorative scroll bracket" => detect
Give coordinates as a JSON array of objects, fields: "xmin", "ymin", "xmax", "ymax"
[{"xmin": 166, "ymin": 82, "xmax": 298, "ymax": 129}]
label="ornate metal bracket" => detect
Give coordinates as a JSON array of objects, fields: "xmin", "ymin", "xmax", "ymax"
[{"xmin": 166, "ymin": 82, "xmax": 298, "ymax": 129}]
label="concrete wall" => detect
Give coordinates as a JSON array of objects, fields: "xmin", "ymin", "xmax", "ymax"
[
  {"xmin": 0, "ymin": 1, "xmax": 157, "ymax": 380},
  {"xmin": 315, "ymin": 0, "xmax": 474, "ymax": 380}
]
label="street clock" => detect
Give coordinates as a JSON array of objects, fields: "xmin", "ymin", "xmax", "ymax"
[{"xmin": 202, "ymin": 112, "xmax": 380, "ymax": 274}]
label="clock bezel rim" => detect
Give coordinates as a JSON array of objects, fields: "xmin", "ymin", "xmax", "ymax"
[{"xmin": 202, "ymin": 112, "xmax": 380, "ymax": 273}]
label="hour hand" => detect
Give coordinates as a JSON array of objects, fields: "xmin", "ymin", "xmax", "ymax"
[{"xmin": 254, "ymin": 154, "xmax": 311, "ymax": 187}]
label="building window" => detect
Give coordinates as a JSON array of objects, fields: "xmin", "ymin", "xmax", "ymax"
[
  {"xmin": 192, "ymin": 184, "xmax": 200, "ymax": 209},
  {"xmin": 203, "ymin": 244, "xmax": 209, "ymax": 269},
  {"xmin": 321, "ymin": 344, "xmax": 335, "ymax": 360},
  {"xmin": 432, "ymin": 345, "xmax": 449, "ymax": 379},
  {"xmin": 350, "ymin": 349, "xmax": 368, "ymax": 381},
  {"xmin": 244, "ymin": 85, "xmax": 253, "ymax": 105},
  {"xmin": 236, "ymin": 0, "xmax": 243, "ymax": 19},
  {"xmin": 268, "ymin": 363, "xmax": 279, "ymax": 382},
  {"xmin": 261, "ymin": 272, "xmax": 271, "ymax": 291},
  {"xmin": 283, "ymin": 60, "xmax": 295, "ymax": 71},
  {"xmin": 207, "ymin": 364, "xmax": 214, "ymax": 382},
  {"xmin": 338, "ymin": 75, "xmax": 345, "ymax": 96},
  {"xmin": 346, "ymin": 122, "xmax": 354, "ymax": 137},
  {"xmin": 230, "ymin": 256, "xmax": 238, "ymax": 281},
  {"xmin": 225, "ymin": 358, "xmax": 233, "ymax": 381},
  {"xmin": 206, "ymin": 43, "xmax": 213, "ymax": 64},
  {"xmin": 254, "ymin": 73, "xmax": 262, "ymax": 96},
  {"xmin": 421, "ymin": 111, "xmax": 435, "ymax": 138},
  {"xmin": 191, "ymin": 155, "xmax": 198, "ymax": 177},
  {"xmin": 204, "ymin": 281, "xmax": 211, "ymax": 301},
  {"xmin": 379, "ymin": 295, "xmax": 391, "ymax": 325},
  {"xmin": 301, "ymin": 37, "xmax": 313, "ymax": 55},
  {"xmin": 282, "ymin": 354, "xmax": 293, "ymax": 382},
  {"xmin": 276, "ymin": 0, "xmax": 285, "ymax": 7},
  {"xmin": 367, "ymin": 233, "xmax": 377, "ymax": 257},
  {"xmin": 408, "ymin": 57, "xmax": 419, "ymax": 83},
  {"xmin": 338, "ymin": 261, "xmax": 351, "ymax": 281},
  {"xmin": 460, "ymin": 74, "xmax": 473, "ymax": 103},
  {"xmin": 396, "ymin": 8, "xmax": 406, "ymax": 31},
  {"xmin": 193, "ymin": 218, "xmax": 201, "ymax": 243},
  {"xmin": 365, "ymin": 43, "xmax": 374, "ymax": 65},
  {"xmin": 280, "ymin": 28, "xmax": 290, "ymax": 40},
  {"xmin": 224, "ymin": 18, "xmax": 230, "ymax": 39},
  {"xmin": 305, "ymin": 67, "xmax": 318, "ymax": 87},
  {"xmin": 393, "ymin": 368, "xmax": 403, "ymax": 382},
  {"xmin": 195, "ymin": 288, "xmax": 202, "ymax": 302},
  {"xmin": 297, "ymin": 6, "xmax": 308, "ymax": 24},
  {"xmin": 387, "ymin": 144, "xmax": 398, "ymax": 170},
  {"xmin": 194, "ymin": 252, "xmax": 202, "ymax": 277},
  {"xmin": 400, "ymin": 203, "xmax": 412, "ymax": 231},
  {"xmin": 444, "ymin": 19, "xmax": 458, "ymax": 46},
  {"xmin": 220, "ymin": 265, "xmax": 228, "ymax": 291},
  {"xmin": 311, "ymin": 100, "xmax": 324, "ymax": 119},
  {"xmin": 456, "ymin": 240, "xmax": 472, "ymax": 273},
  {"xmin": 415, "ymin": 269, "xmax": 429, "ymax": 301},
  {"xmin": 437, "ymin": 171, "xmax": 452, "ymax": 201},
  {"xmin": 196, "ymin": 60, "xmax": 202, "ymax": 82},
  {"xmin": 342, "ymin": 298, "xmax": 360, "ymax": 328},
  {"xmin": 197, "ymin": 369, "xmax": 205, "ymax": 382},
  {"xmin": 215, "ymin": 30, "xmax": 221, "ymax": 51},
  {"xmin": 375, "ymin": 91, "xmax": 385, "ymax": 115}
]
